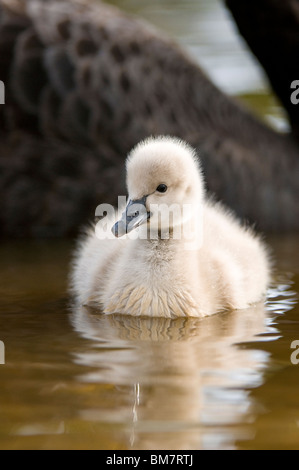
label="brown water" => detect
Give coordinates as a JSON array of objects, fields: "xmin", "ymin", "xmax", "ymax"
[
  {"xmin": 0, "ymin": 0, "xmax": 298, "ymax": 451},
  {"xmin": 0, "ymin": 236, "xmax": 298, "ymax": 450}
]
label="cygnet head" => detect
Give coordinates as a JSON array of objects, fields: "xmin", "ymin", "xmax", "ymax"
[{"xmin": 112, "ymin": 136, "xmax": 204, "ymax": 238}]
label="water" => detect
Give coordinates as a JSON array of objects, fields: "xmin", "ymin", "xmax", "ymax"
[
  {"xmin": 0, "ymin": 0, "xmax": 298, "ymax": 451},
  {"xmin": 104, "ymin": 0, "xmax": 289, "ymax": 132},
  {"xmin": 0, "ymin": 237, "xmax": 298, "ymax": 450}
]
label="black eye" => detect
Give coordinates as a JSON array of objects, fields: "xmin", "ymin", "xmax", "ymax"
[{"xmin": 156, "ymin": 184, "xmax": 168, "ymax": 193}]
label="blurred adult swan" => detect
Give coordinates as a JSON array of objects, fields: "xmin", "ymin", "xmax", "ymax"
[
  {"xmin": 71, "ymin": 137, "xmax": 270, "ymax": 317},
  {"xmin": 0, "ymin": 0, "xmax": 298, "ymax": 236}
]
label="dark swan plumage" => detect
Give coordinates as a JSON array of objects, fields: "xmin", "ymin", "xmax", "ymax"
[{"xmin": 0, "ymin": 0, "xmax": 298, "ymax": 236}]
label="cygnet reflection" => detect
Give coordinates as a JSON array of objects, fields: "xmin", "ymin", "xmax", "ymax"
[{"xmin": 70, "ymin": 301, "xmax": 271, "ymax": 450}]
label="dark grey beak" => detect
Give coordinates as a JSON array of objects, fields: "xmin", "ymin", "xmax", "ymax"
[{"xmin": 112, "ymin": 196, "xmax": 150, "ymax": 238}]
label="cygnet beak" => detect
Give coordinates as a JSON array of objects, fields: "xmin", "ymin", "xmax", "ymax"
[{"xmin": 112, "ymin": 196, "xmax": 151, "ymax": 238}]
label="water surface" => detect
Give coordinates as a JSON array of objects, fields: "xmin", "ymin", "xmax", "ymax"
[
  {"xmin": 103, "ymin": 0, "xmax": 289, "ymax": 131},
  {"xmin": 0, "ymin": 236, "xmax": 298, "ymax": 450}
]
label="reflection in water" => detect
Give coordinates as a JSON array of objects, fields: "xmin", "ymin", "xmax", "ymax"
[
  {"xmin": 104, "ymin": 0, "xmax": 288, "ymax": 131},
  {"xmin": 0, "ymin": 237, "xmax": 297, "ymax": 449},
  {"xmin": 105, "ymin": 0, "xmax": 266, "ymax": 95},
  {"xmin": 70, "ymin": 284, "xmax": 296, "ymax": 450}
]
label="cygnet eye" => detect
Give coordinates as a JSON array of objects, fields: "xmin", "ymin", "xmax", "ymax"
[{"xmin": 156, "ymin": 184, "xmax": 168, "ymax": 193}]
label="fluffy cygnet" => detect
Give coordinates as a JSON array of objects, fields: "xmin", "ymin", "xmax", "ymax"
[{"xmin": 71, "ymin": 137, "xmax": 270, "ymax": 317}]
